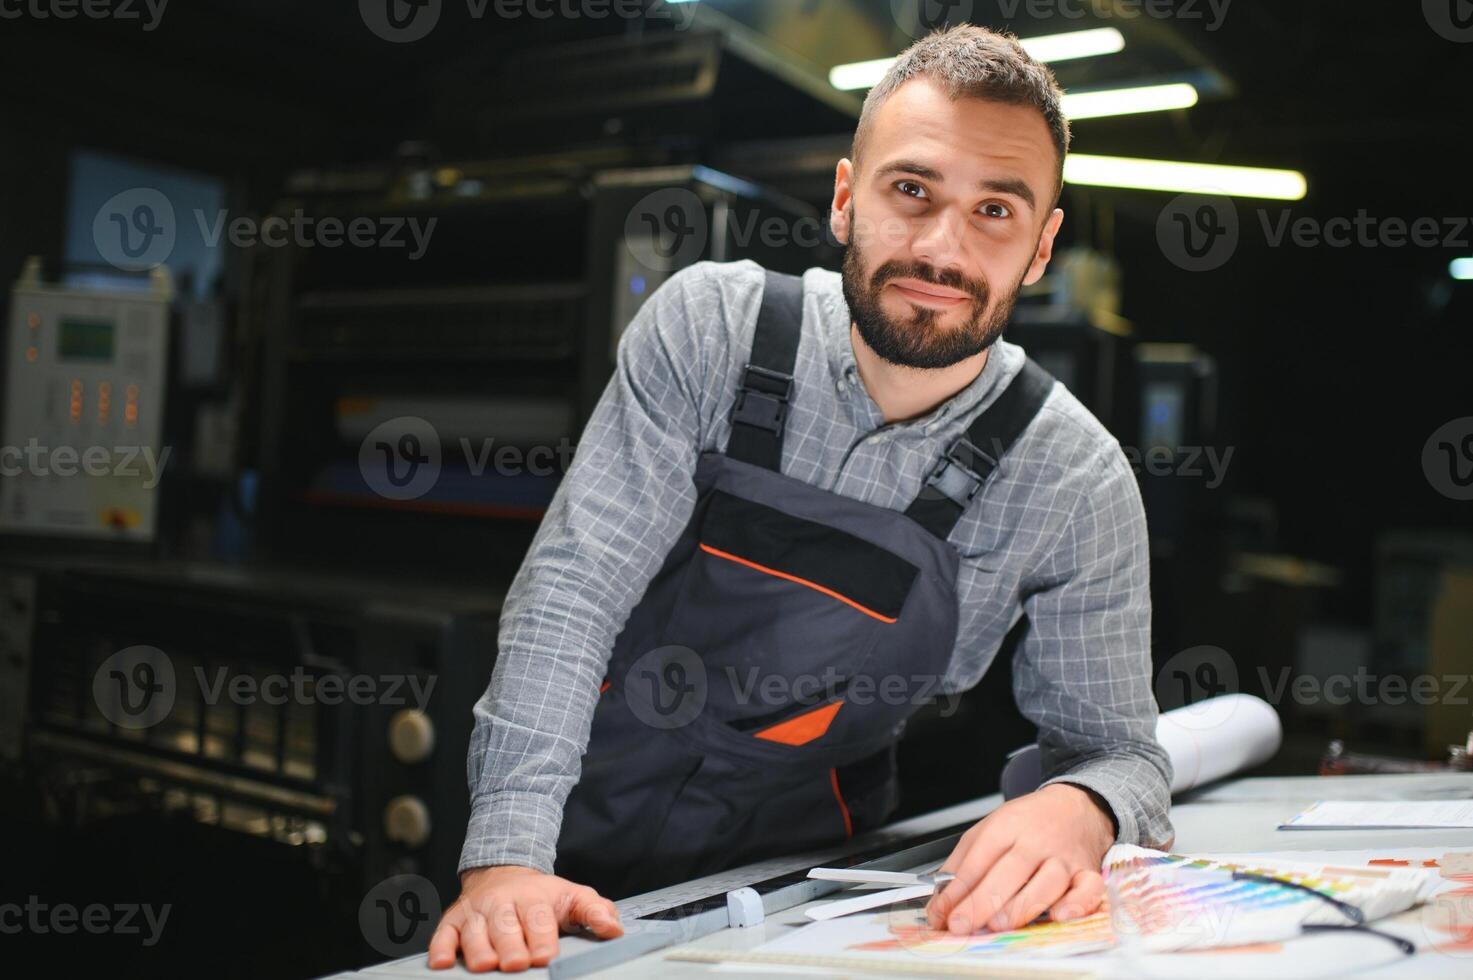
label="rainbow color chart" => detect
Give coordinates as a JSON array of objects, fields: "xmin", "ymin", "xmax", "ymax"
[{"xmin": 1096, "ymin": 845, "xmax": 1434, "ymax": 953}]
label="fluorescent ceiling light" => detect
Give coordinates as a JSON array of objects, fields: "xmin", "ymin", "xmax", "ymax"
[
  {"xmin": 1062, "ymin": 82, "xmax": 1199, "ymax": 120},
  {"xmin": 828, "ymin": 57, "xmax": 897, "ymax": 92},
  {"xmin": 829, "ymin": 28, "xmax": 1125, "ymax": 91},
  {"xmin": 1019, "ymin": 27, "xmax": 1125, "ymax": 63},
  {"xmin": 1064, "ymin": 154, "xmax": 1308, "ymax": 200},
  {"xmin": 1452, "ymin": 257, "xmax": 1473, "ymax": 281}
]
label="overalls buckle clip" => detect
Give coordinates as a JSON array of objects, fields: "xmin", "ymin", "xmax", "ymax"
[
  {"xmin": 733, "ymin": 363, "xmax": 795, "ymax": 433},
  {"xmin": 924, "ymin": 438, "xmax": 996, "ymax": 506}
]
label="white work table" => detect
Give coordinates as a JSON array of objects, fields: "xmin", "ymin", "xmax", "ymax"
[{"xmin": 338, "ymin": 772, "xmax": 1473, "ymax": 979}]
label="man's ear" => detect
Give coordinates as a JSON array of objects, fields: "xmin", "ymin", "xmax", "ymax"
[
  {"xmin": 830, "ymin": 159, "xmax": 855, "ymax": 245},
  {"xmin": 1022, "ymin": 207, "xmax": 1065, "ymax": 286}
]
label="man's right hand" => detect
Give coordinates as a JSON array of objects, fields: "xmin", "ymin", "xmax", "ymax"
[{"xmin": 427, "ymin": 866, "xmax": 624, "ymax": 973}]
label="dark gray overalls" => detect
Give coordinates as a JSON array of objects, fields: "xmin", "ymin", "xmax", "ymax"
[{"xmin": 555, "ymin": 270, "xmax": 1053, "ymax": 898}]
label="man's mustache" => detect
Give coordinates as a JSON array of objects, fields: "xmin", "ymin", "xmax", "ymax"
[{"xmin": 872, "ymin": 261, "xmax": 989, "ymax": 303}]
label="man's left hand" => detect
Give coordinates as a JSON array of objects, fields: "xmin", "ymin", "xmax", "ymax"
[{"xmin": 925, "ymin": 783, "xmax": 1116, "ymax": 934}]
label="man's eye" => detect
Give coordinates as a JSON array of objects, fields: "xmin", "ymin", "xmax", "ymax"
[
  {"xmin": 979, "ymin": 202, "xmax": 1012, "ymax": 219},
  {"xmin": 896, "ymin": 180, "xmax": 927, "ymax": 199}
]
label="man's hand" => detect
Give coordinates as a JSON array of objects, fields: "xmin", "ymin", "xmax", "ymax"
[
  {"xmin": 925, "ymin": 784, "xmax": 1116, "ymax": 935},
  {"xmin": 428, "ymin": 866, "xmax": 623, "ymax": 972}
]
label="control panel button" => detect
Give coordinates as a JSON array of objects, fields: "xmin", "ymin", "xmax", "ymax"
[
  {"xmin": 384, "ymin": 795, "xmax": 431, "ymax": 849},
  {"xmin": 388, "ymin": 708, "xmax": 436, "ymax": 764}
]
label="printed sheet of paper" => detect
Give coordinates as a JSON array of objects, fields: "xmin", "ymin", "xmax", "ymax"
[
  {"xmin": 718, "ymin": 910, "xmax": 1424, "ymax": 979},
  {"xmin": 1280, "ymin": 800, "xmax": 1473, "ymax": 830}
]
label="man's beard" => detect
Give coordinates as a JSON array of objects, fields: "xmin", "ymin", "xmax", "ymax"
[{"xmin": 840, "ymin": 213, "xmax": 1029, "ymax": 370}]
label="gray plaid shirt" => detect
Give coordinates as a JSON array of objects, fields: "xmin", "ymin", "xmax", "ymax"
[{"xmin": 460, "ymin": 259, "xmax": 1174, "ymax": 876}]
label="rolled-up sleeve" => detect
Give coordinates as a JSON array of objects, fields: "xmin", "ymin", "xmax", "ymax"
[
  {"xmin": 1011, "ymin": 442, "xmax": 1175, "ymax": 850},
  {"xmin": 459, "ymin": 267, "xmax": 715, "ymax": 875}
]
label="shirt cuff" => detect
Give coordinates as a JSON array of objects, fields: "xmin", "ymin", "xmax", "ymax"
[
  {"xmin": 1040, "ymin": 761, "xmax": 1174, "ymax": 850},
  {"xmin": 458, "ymin": 791, "xmax": 565, "ymax": 876}
]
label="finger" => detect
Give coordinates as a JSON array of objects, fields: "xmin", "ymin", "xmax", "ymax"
[
  {"xmin": 427, "ymin": 913, "xmax": 463, "ymax": 970},
  {"xmin": 936, "ymin": 823, "xmax": 981, "ymax": 875},
  {"xmin": 949, "ymin": 848, "xmax": 1036, "ymax": 934},
  {"xmin": 996, "ymin": 858, "xmax": 1072, "ymax": 932},
  {"xmin": 486, "ymin": 899, "xmax": 532, "ymax": 972},
  {"xmin": 566, "ymin": 887, "xmax": 624, "ymax": 939},
  {"xmin": 517, "ymin": 897, "xmax": 560, "ymax": 966},
  {"xmin": 458, "ymin": 911, "xmax": 498, "ymax": 974},
  {"xmin": 927, "ymin": 833, "xmax": 971, "ymax": 927},
  {"xmin": 1050, "ymin": 869, "xmax": 1106, "ymax": 922},
  {"xmin": 929, "ymin": 829, "xmax": 1013, "ymax": 927}
]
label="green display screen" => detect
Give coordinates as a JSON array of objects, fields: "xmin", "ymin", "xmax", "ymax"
[{"xmin": 57, "ymin": 317, "xmax": 116, "ymax": 362}]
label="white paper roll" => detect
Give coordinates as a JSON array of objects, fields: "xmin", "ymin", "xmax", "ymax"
[
  {"xmin": 999, "ymin": 693, "xmax": 1283, "ymax": 800},
  {"xmin": 1155, "ymin": 693, "xmax": 1282, "ymax": 793}
]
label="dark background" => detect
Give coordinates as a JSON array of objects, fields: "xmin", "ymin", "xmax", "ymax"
[{"xmin": 1, "ymin": 2, "xmax": 1469, "ymax": 977}]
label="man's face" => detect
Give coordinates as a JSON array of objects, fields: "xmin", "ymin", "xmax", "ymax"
[{"xmin": 832, "ymin": 78, "xmax": 1065, "ymax": 370}]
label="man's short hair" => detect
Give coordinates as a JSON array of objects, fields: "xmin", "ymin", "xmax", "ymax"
[{"xmin": 851, "ymin": 24, "xmax": 1070, "ymax": 203}]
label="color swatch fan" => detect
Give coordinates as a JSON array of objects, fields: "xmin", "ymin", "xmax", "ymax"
[{"xmin": 1100, "ymin": 844, "xmax": 1439, "ymax": 953}]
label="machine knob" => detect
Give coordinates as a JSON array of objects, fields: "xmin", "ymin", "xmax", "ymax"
[
  {"xmin": 384, "ymin": 795, "xmax": 431, "ymax": 849},
  {"xmin": 388, "ymin": 708, "xmax": 435, "ymax": 764}
]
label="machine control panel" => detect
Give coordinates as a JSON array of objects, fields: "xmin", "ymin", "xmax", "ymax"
[{"xmin": 1, "ymin": 260, "xmax": 172, "ymax": 541}]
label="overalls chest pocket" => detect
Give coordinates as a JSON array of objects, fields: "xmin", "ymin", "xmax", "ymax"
[{"xmin": 660, "ymin": 486, "xmax": 926, "ymax": 764}]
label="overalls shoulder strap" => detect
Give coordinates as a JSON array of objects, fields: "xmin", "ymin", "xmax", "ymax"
[
  {"xmin": 904, "ymin": 357, "xmax": 1056, "ymax": 541},
  {"xmin": 724, "ymin": 269, "xmax": 804, "ymax": 471}
]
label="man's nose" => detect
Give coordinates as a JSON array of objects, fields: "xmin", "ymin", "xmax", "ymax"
[{"xmin": 909, "ymin": 208, "xmax": 967, "ymax": 271}]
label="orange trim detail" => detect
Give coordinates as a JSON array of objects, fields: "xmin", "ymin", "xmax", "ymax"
[
  {"xmin": 753, "ymin": 699, "xmax": 843, "ymax": 746},
  {"xmin": 696, "ymin": 543, "xmax": 898, "ymax": 623},
  {"xmin": 830, "ymin": 767, "xmax": 853, "ymax": 838},
  {"xmin": 599, "ymin": 679, "xmax": 611, "ymax": 694}
]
